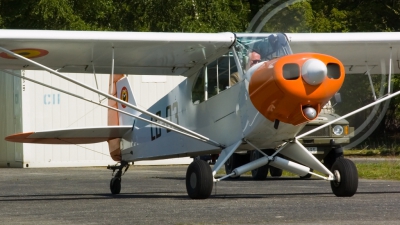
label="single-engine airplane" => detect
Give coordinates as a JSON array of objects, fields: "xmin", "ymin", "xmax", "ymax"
[{"xmin": 1, "ymin": 30, "xmax": 400, "ymax": 199}]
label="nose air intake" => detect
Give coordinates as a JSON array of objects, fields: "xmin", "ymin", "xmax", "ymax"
[{"xmin": 248, "ymin": 53, "xmax": 345, "ymax": 125}]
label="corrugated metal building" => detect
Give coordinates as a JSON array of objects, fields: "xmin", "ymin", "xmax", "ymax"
[{"xmin": 0, "ymin": 70, "xmax": 191, "ymax": 168}]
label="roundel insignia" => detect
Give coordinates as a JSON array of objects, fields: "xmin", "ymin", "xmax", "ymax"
[
  {"xmin": 0, "ymin": 48, "xmax": 49, "ymax": 59},
  {"xmin": 120, "ymin": 87, "xmax": 128, "ymax": 108}
]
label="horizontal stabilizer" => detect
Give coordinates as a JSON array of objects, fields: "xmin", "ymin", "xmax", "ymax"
[{"xmin": 5, "ymin": 126, "xmax": 132, "ymax": 144}]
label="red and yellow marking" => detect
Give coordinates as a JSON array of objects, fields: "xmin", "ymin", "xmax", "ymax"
[
  {"xmin": 120, "ymin": 86, "xmax": 128, "ymax": 108},
  {"xmin": 0, "ymin": 48, "xmax": 48, "ymax": 59}
]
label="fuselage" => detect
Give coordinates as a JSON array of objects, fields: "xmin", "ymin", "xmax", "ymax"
[
  {"xmin": 120, "ymin": 33, "xmax": 345, "ymax": 162},
  {"xmin": 120, "ymin": 74, "xmax": 304, "ymax": 162}
]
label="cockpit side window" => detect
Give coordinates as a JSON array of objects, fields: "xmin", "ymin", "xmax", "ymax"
[
  {"xmin": 192, "ymin": 70, "xmax": 205, "ymax": 105},
  {"xmin": 191, "ymin": 50, "xmax": 239, "ymax": 104}
]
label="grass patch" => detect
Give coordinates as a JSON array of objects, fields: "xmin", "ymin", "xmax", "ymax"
[
  {"xmin": 356, "ymin": 161, "xmax": 400, "ymax": 180},
  {"xmin": 344, "ymin": 149, "xmax": 381, "ymax": 157},
  {"xmin": 344, "ymin": 149, "xmax": 400, "ymax": 157}
]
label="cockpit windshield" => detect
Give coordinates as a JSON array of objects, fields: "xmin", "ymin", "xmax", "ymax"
[
  {"xmin": 191, "ymin": 33, "xmax": 293, "ymax": 105},
  {"xmin": 236, "ymin": 33, "xmax": 292, "ymax": 64}
]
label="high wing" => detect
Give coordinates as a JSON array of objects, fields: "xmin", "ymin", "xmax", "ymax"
[
  {"xmin": 287, "ymin": 32, "xmax": 400, "ymax": 74},
  {"xmin": 5, "ymin": 126, "xmax": 132, "ymax": 144},
  {"xmin": 0, "ymin": 30, "xmax": 235, "ymax": 76}
]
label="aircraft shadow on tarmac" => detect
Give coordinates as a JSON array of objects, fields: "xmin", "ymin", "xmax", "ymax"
[
  {"xmin": 1, "ymin": 190, "xmax": 400, "ymax": 201},
  {"xmin": 155, "ymin": 176, "xmax": 319, "ymax": 181}
]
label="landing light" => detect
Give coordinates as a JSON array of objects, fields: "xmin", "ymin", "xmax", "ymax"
[{"xmin": 303, "ymin": 106, "xmax": 317, "ymax": 120}]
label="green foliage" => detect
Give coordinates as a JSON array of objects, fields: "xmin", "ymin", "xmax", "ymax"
[
  {"xmin": 261, "ymin": 1, "xmax": 315, "ymax": 33},
  {"xmin": 0, "ymin": 0, "xmax": 250, "ymax": 32},
  {"xmin": 0, "ymin": 0, "xmax": 87, "ymax": 29}
]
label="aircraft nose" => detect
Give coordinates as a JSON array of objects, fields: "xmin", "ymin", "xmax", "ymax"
[
  {"xmin": 248, "ymin": 53, "xmax": 345, "ymax": 125},
  {"xmin": 302, "ymin": 59, "xmax": 327, "ymax": 85}
]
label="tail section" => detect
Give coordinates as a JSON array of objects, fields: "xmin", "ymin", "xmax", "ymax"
[
  {"xmin": 107, "ymin": 74, "xmax": 134, "ymax": 161},
  {"xmin": 116, "ymin": 76, "xmax": 140, "ymax": 125},
  {"xmin": 6, "ymin": 74, "xmax": 136, "ymax": 163}
]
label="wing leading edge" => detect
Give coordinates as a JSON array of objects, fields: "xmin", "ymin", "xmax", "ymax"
[
  {"xmin": 0, "ymin": 30, "xmax": 235, "ymax": 76},
  {"xmin": 287, "ymin": 32, "xmax": 400, "ymax": 74},
  {"xmin": 5, "ymin": 126, "xmax": 132, "ymax": 144}
]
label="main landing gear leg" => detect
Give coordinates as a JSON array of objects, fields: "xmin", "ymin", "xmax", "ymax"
[
  {"xmin": 324, "ymin": 139, "xmax": 344, "ymax": 170},
  {"xmin": 107, "ymin": 161, "xmax": 130, "ymax": 195}
]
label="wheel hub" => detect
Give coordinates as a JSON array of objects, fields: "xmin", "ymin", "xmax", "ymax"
[{"xmin": 333, "ymin": 169, "xmax": 341, "ymax": 187}]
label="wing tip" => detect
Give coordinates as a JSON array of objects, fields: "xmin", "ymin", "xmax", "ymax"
[{"xmin": 5, "ymin": 132, "xmax": 34, "ymax": 143}]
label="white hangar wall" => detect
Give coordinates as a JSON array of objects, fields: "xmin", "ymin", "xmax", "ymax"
[{"xmin": 0, "ymin": 70, "xmax": 190, "ymax": 168}]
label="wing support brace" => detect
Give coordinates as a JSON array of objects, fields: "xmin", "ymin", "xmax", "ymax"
[
  {"xmin": 365, "ymin": 63, "xmax": 377, "ymax": 101},
  {"xmin": 216, "ymin": 139, "xmax": 336, "ymax": 182},
  {"xmin": 0, "ymin": 46, "xmax": 224, "ymax": 149},
  {"xmin": 212, "ymin": 140, "xmax": 242, "ymax": 180},
  {"xmin": 0, "ymin": 69, "xmax": 219, "ymax": 147},
  {"xmin": 297, "ymin": 82, "xmax": 400, "ymax": 140}
]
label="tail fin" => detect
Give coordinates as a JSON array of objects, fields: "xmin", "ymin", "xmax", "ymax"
[
  {"xmin": 116, "ymin": 76, "xmax": 140, "ymax": 125},
  {"xmin": 107, "ymin": 74, "xmax": 138, "ymax": 161}
]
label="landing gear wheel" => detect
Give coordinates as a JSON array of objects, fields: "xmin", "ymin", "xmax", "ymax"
[
  {"xmin": 269, "ymin": 166, "xmax": 283, "ymax": 177},
  {"xmin": 250, "ymin": 150, "xmax": 268, "ymax": 180},
  {"xmin": 186, "ymin": 160, "xmax": 213, "ymax": 199},
  {"xmin": 225, "ymin": 153, "xmax": 244, "ymax": 179},
  {"xmin": 107, "ymin": 161, "xmax": 129, "ymax": 195},
  {"xmin": 330, "ymin": 158, "xmax": 358, "ymax": 197},
  {"xmin": 110, "ymin": 177, "xmax": 121, "ymax": 194}
]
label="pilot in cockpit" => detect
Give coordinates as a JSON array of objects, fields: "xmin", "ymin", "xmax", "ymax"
[
  {"xmin": 230, "ymin": 50, "xmax": 261, "ymax": 86},
  {"xmin": 246, "ymin": 51, "xmax": 262, "ymax": 70}
]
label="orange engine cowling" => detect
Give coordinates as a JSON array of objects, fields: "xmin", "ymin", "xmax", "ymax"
[{"xmin": 248, "ymin": 53, "xmax": 345, "ymax": 125}]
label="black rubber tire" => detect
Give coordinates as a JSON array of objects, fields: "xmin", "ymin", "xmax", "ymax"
[
  {"xmin": 110, "ymin": 177, "xmax": 121, "ymax": 194},
  {"xmin": 186, "ymin": 160, "xmax": 213, "ymax": 199},
  {"xmin": 330, "ymin": 158, "xmax": 358, "ymax": 197},
  {"xmin": 224, "ymin": 153, "xmax": 245, "ymax": 179},
  {"xmin": 269, "ymin": 166, "xmax": 283, "ymax": 177},
  {"xmin": 250, "ymin": 150, "xmax": 268, "ymax": 180}
]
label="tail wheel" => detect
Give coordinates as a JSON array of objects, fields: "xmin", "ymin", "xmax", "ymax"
[
  {"xmin": 269, "ymin": 166, "xmax": 283, "ymax": 177},
  {"xmin": 186, "ymin": 160, "xmax": 213, "ymax": 199},
  {"xmin": 110, "ymin": 177, "xmax": 121, "ymax": 194},
  {"xmin": 250, "ymin": 150, "xmax": 268, "ymax": 180},
  {"xmin": 330, "ymin": 158, "xmax": 358, "ymax": 197}
]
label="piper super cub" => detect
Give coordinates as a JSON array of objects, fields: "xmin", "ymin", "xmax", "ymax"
[{"xmin": 3, "ymin": 30, "xmax": 397, "ymax": 199}]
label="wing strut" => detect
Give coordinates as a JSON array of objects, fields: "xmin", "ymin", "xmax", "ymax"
[
  {"xmin": 1, "ymin": 69, "xmax": 221, "ymax": 147},
  {"xmin": 388, "ymin": 47, "xmax": 393, "ymax": 94},
  {"xmin": 297, "ymin": 86, "xmax": 400, "ymax": 140},
  {"xmin": 365, "ymin": 62, "xmax": 377, "ymax": 101},
  {"xmin": 0, "ymin": 46, "xmax": 224, "ymax": 148}
]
